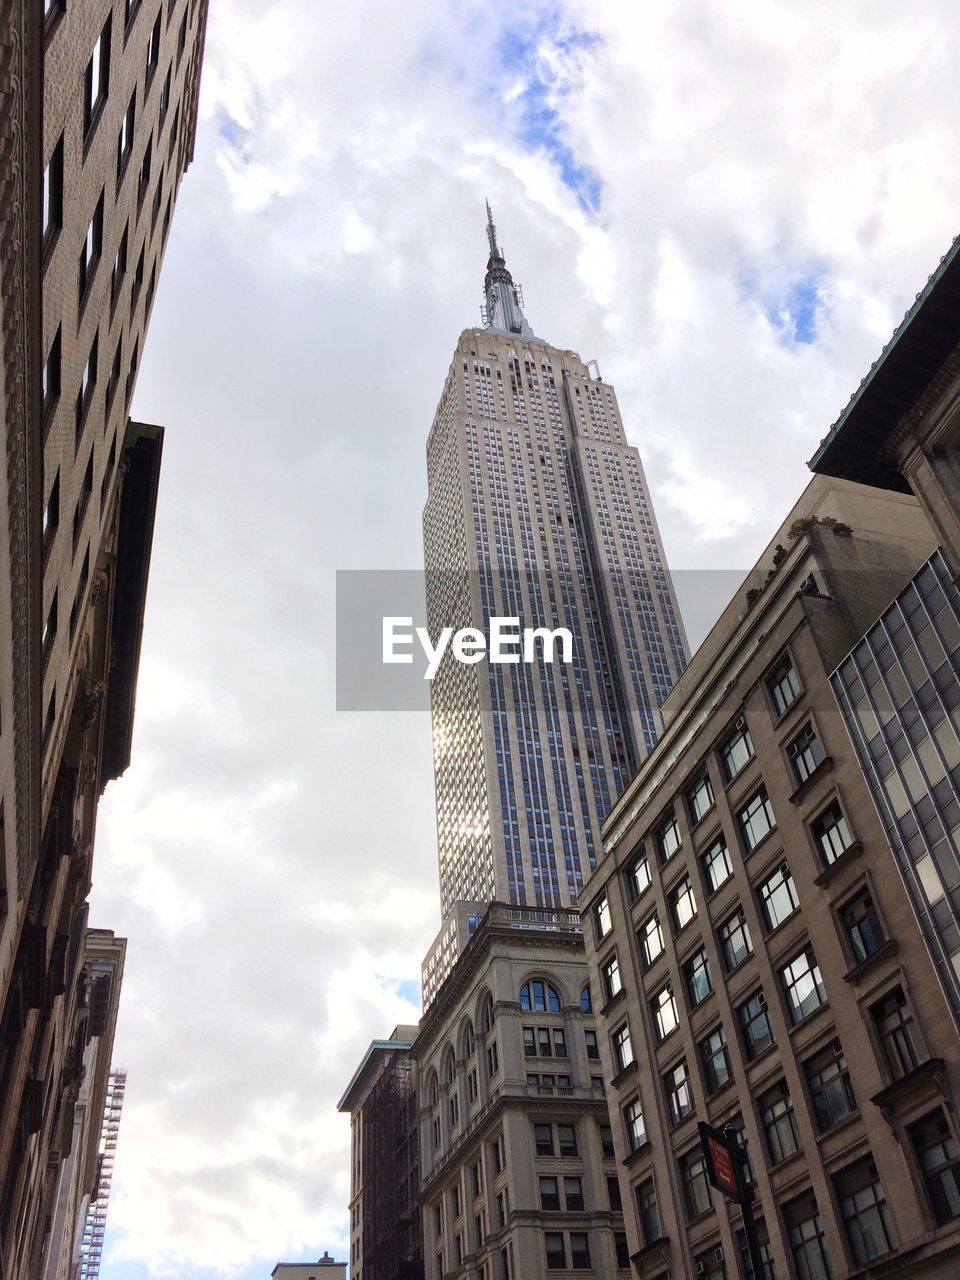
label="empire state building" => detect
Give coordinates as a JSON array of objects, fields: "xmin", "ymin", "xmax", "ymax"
[{"xmin": 421, "ymin": 207, "xmax": 687, "ymax": 1000}]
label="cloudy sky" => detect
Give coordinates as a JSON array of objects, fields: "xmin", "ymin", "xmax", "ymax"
[{"xmin": 89, "ymin": 1, "xmax": 960, "ymax": 1275}]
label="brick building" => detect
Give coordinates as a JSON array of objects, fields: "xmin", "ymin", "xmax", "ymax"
[{"xmin": 0, "ymin": 0, "xmax": 207, "ymax": 1272}]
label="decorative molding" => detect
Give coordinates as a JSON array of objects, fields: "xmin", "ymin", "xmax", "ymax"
[
  {"xmin": 0, "ymin": 0, "xmax": 42, "ymax": 899},
  {"xmin": 881, "ymin": 342, "xmax": 960, "ymax": 463}
]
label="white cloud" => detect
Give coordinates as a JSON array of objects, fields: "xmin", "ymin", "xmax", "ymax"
[{"xmin": 94, "ymin": 0, "xmax": 960, "ymax": 1272}]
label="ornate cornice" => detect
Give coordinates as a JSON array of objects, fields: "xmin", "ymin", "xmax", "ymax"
[
  {"xmin": 0, "ymin": 0, "xmax": 43, "ymax": 898},
  {"xmin": 880, "ymin": 341, "xmax": 960, "ymax": 464}
]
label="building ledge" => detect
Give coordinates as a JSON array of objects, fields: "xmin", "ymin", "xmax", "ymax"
[
  {"xmin": 871, "ymin": 1058, "xmax": 947, "ymax": 1119},
  {"xmin": 843, "ymin": 940, "xmax": 899, "ymax": 986},
  {"xmin": 814, "ymin": 841, "xmax": 864, "ymax": 887}
]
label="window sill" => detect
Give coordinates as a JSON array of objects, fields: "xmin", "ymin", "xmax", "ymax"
[
  {"xmin": 611, "ymin": 1061, "xmax": 638, "ymax": 1089},
  {"xmin": 601, "ymin": 988, "xmax": 626, "ymax": 1017},
  {"xmin": 83, "ymin": 99, "xmax": 107, "ymax": 158},
  {"xmin": 621, "ymin": 1138, "xmax": 651, "ymax": 1168},
  {"xmin": 814, "ymin": 842, "xmax": 864, "ymax": 887},
  {"xmin": 743, "ymin": 826, "xmax": 779, "ymax": 859},
  {"xmin": 843, "ymin": 940, "xmax": 898, "ymax": 986},
  {"xmin": 41, "ymin": 225, "xmax": 60, "ymax": 273},
  {"xmin": 789, "ymin": 756, "xmax": 834, "ymax": 804},
  {"xmin": 870, "ymin": 1058, "xmax": 947, "ymax": 1117},
  {"xmin": 787, "ymin": 1000, "xmax": 831, "ymax": 1037},
  {"xmin": 743, "ymin": 1042, "xmax": 778, "ymax": 1071},
  {"xmin": 630, "ymin": 1236, "xmax": 670, "ymax": 1266},
  {"xmin": 814, "ymin": 1108, "xmax": 861, "ymax": 1144}
]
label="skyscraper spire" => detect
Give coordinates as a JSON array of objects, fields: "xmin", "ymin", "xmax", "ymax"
[{"xmin": 482, "ymin": 201, "xmax": 535, "ymax": 338}]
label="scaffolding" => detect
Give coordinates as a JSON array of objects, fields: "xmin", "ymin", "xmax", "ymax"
[{"xmin": 77, "ymin": 1067, "xmax": 127, "ymax": 1280}]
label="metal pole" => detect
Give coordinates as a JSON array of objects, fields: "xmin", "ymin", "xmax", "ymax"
[{"xmin": 728, "ymin": 1131, "xmax": 766, "ymax": 1280}]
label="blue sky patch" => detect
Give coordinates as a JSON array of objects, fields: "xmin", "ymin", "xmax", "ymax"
[
  {"xmin": 740, "ymin": 261, "xmax": 826, "ymax": 346},
  {"xmin": 494, "ymin": 7, "xmax": 602, "ymax": 210}
]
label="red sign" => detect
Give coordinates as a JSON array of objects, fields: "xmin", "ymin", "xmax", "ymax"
[
  {"xmin": 707, "ymin": 1135, "xmax": 738, "ymax": 1195},
  {"xmin": 698, "ymin": 1121, "xmax": 744, "ymax": 1202}
]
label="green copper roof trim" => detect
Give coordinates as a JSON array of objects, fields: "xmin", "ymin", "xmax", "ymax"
[
  {"xmin": 336, "ymin": 1038, "xmax": 414, "ymax": 1112},
  {"xmin": 808, "ymin": 235, "xmax": 960, "ymax": 470}
]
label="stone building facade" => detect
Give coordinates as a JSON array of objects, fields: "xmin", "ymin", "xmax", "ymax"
[
  {"xmin": 581, "ymin": 473, "xmax": 960, "ymax": 1279},
  {"xmin": 0, "ymin": 0, "xmax": 208, "ymax": 1271},
  {"xmin": 414, "ymin": 904, "xmax": 629, "ymax": 1280}
]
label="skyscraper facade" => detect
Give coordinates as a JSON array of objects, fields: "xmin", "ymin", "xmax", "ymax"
[{"xmin": 422, "ymin": 208, "xmax": 687, "ymax": 930}]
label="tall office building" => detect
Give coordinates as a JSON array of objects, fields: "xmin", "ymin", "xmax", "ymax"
[
  {"xmin": 421, "ymin": 207, "xmax": 687, "ymax": 999},
  {"xmin": 0, "ymin": 0, "xmax": 208, "ymax": 1272}
]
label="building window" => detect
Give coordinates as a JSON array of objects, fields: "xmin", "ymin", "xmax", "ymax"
[
  {"xmin": 117, "ymin": 90, "xmax": 136, "ymax": 181},
  {"xmin": 615, "ymin": 1232, "xmax": 629, "ymax": 1269},
  {"xmin": 636, "ymin": 1179, "xmax": 662, "ymax": 1244},
  {"xmin": 702, "ymin": 837, "xmax": 732, "ymax": 892},
  {"xmin": 693, "ymin": 1251, "xmax": 725, "ymax": 1280},
  {"xmin": 670, "ymin": 875, "xmax": 697, "ymax": 931},
  {"xmin": 721, "ymin": 720, "xmax": 754, "ymax": 780},
  {"xmin": 624, "ymin": 1096, "xmax": 646, "ymax": 1150},
  {"xmin": 664, "ymin": 1059, "xmax": 693, "ymax": 1125},
  {"xmin": 564, "ymin": 1177, "xmax": 584, "ymax": 1211},
  {"xmin": 804, "ymin": 1039, "xmax": 856, "ymax": 1132},
  {"xmin": 784, "ymin": 1192, "xmax": 830, "ymax": 1280},
  {"xmin": 106, "ymin": 337, "xmax": 122, "ymax": 407},
  {"xmin": 628, "ymin": 852, "xmax": 651, "ymax": 899},
  {"xmin": 871, "ymin": 987, "xmax": 924, "ymax": 1079},
  {"xmin": 138, "ymin": 136, "xmax": 153, "ymax": 204},
  {"xmin": 789, "ymin": 723, "xmax": 826, "ymax": 785},
  {"xmin": 738, "ymin": 789, "xmax": 776, "ymax": 852},
  {"xmin": 486, "ymin": 1039, "xmax": 499, "ymax": 1077},
  {"xmin": 132, "ymin": 244, "xmax": 145, "ymax": 305},
  {"xmin": 580, "ymin": 984, "xmax": 592, "ymax": 1014},
  {"xmin": 908, "ymin": 1109, "xmax": 960, "ymax": 1225},
  {"xmin": 42, "ymin": 326, "xmax": 61, "ymax": 424},
  {"xmin": 545, "ymin": 1233, "xmax": 565, "ymax": 1270},
  {"xmin": 159, "ymin": 63, "xmax": 172, "ymax": 120},
  {"xmin": 84, "ymin": 16, "xmax": 111, "ymax": 136},
  {"xmin": 492, "ymin": 1135, "xmax": 504, "ymax": 1174},
  {"xmin": 759, "ymin": 1080, "xmax": 800, "ymax": 1163},
  {"xmin": 700, "ymin": 1026, "xmax": 731, "ymax": 1093},
  {"xmin": 657, "ymin": 813, "xmax": 681, "ymax": 862},
  {"xmin": 557, "ymin": 1124, "xmax": 577, "ymax": 1157},
  {"xmin": 780, "ymin": 947, "xmax": 826, "ymax": 1024},
  {"xmin": 758, "ymin": 861, "xmax": 799, "ymax": 931},
  {"xmin": 584, "ymin": 1029, "xmax": 599, "ymax": 1060},
  {"xmin": 834, "ymin": 1157, "xmax": 893, "ymax": 1264},
  {"xmin": 111, "ymin": 224, "xmax": 129, "ymax": 303},
  {"xmin": 602, "ymin": 954, "xmax": 622, "ymax": 1001},
  {"xmin": 42, "ymin": 592, "xmax": 57, "ymax": 665},
  {"xmin": 768, "ymin": 655, "xmax": 801, "ymax": 716},
  {"xmin": 594, "ymin": 893, "xmax": 612, "ymax": 940},
  {"xmin": 684, "ymin": 947, "xmax": 712, "ymax": 1007},
  {"xmin": 534, "ymin": 1124, "xmax": 554, "ymax": 1156},
  {"xmin": 687, "ymin": 773, "xmax": 715, "ymax": 824},
  {"xmin": 639, "ymin": 912, "xmax": 664, "ymax": 966},
  {"xmin": 812, "ymin": 801, "xmax": 853, "ymax": 866},
  {"xmin": 652, "ymin": 984, "xmax": 679, "ymax": 1041},
  {"xmin": 43, "ymin": 135, "xmax": 63, "ymax": 250},
  {"xmin": 42, "ymin": 472, "xmax": 59, "ymax": 554},
  {"xmin": 519, "ymin": 980, "xmax": 561, "ymax": 1012},
  {"xmin": 718, "ymin": 908, "xmax": 752, "ymax": 971},
  {"xmin": 607, "ymin": 1175, "xmax": 622, "ymax": 1211},
  {"xmin": 679, "ymin": 1148, "xmax": 711, "ymax": 1220},
  {"xmin": 523, "ymin": 1027, "xmax": 567, "ymax": 1058},
  {"xmin": 146, "ymin": 10, "xmax": 161, "ymax": 79},
  {"xmin": 177, "ymin": 10, "xmax": 187, "ymax": 58},
  {"xmin": 539, "ymin": 1175, "xmax": 560, "ymax": 1211},
  {"xmin": 599, "ymin": 1123, "xmax": 614, "ymax": 1159},
  {"xmin": 736, "ymin": 1223, "xmax": 775, "ymax": 1280},
  {"xmin": 569, "ymin": 1233, "xmax": 590, "ymax": 1269},
  {"xmin": 612, "ymin": 1022, "xmax": 633, "ymax": 1073},
  {"xmin": 840, "ymin": 890, "xmax": 885, "ymax": 964},
  {"xmin": 75, "ymin": 332, "xmax": 98, "ymax": 442},
  {"xmin": 737, "ymin": 991, "xmax": 773, "ymax": 1060},
  {"xmin": 79, "ymin": 190, "xmax": 104, "ymax": 304}
]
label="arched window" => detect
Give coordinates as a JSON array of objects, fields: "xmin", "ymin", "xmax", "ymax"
[
  {"xmin": 428, "ymin": 1072, "xmax": 439, "ymax": 1107},
  {"xmin": 520, "ymin": 979, "xmax": 562, "ymax": 1013},
  {"xmin": 442, "ymin": 1048, "xmax": 456, "ymax": 1085},
  {"xmin": 462, "ymin": 1021, "xmax": 475, "ymax": 1058},
  {"xmin": 580, "ymin": 984, "xmax": 593, "ymax": 1014},
  {"xmin": 480, "ymin": 993, "xmax": 495, "ymax": 1034}
]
